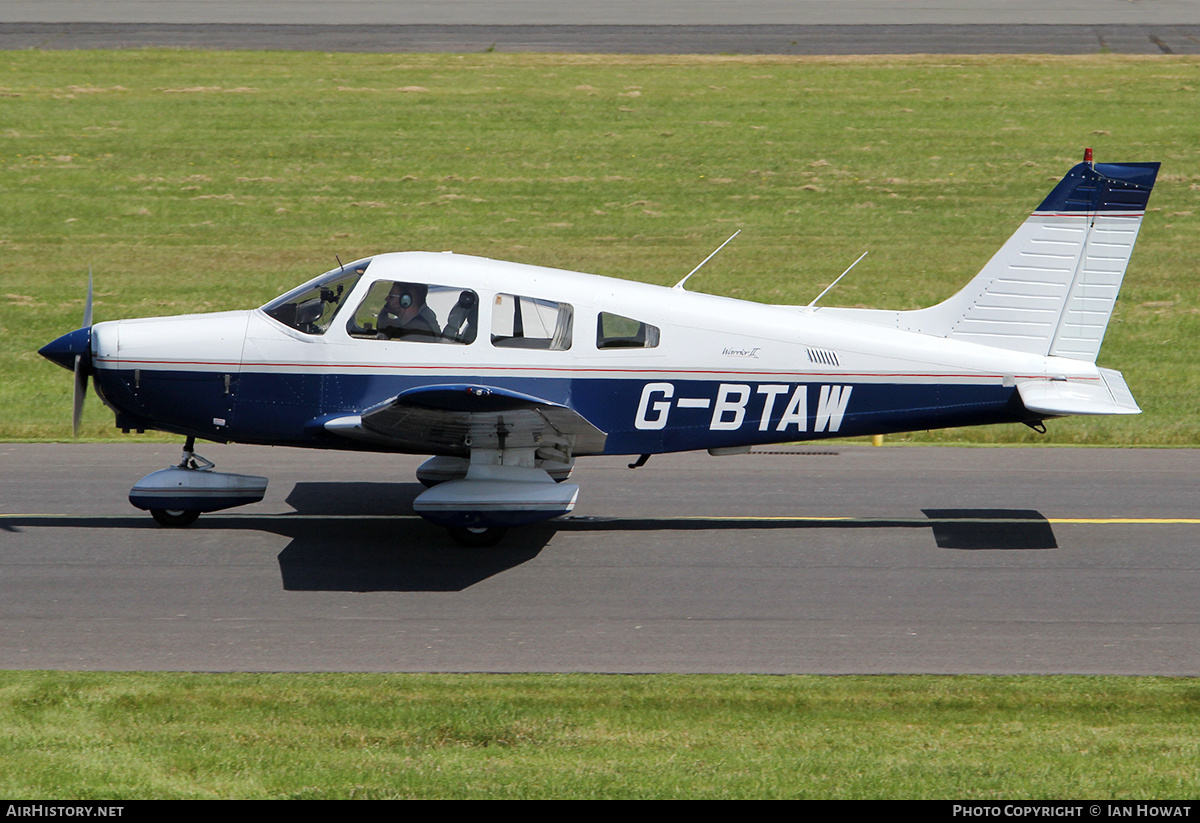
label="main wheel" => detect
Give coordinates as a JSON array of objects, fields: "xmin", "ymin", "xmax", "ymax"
[
  {"xmin": 150, "ymin": 509, "xmax": 201, "ymax": 527},
  {"xmin": 447, "ymin": 526, "xmax": 507, "ymax": 547}
]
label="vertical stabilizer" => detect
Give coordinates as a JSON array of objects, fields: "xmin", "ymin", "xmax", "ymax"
[
  {"xmin": 903, "ymin": 160, "xmax": 1158, "ymax": 361},
  {"xmin": 820, "ymin": 159, "xmax": 1160, "ymax": 363}
]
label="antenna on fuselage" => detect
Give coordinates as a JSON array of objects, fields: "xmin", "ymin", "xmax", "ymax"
[
  {"xmin": 335, "ymin": 255, "xmax": 344, "ymax": 272},
  {"xmin": 807, "ymin": 251, "xmax": 868, "ymax": 310},
  {"xmin": 673, "ymin": 229, "xmax": 741, "ymax": 290}
]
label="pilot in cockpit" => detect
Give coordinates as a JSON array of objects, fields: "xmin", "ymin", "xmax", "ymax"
[{"xmin": 378, "ymin": 282, "xmax": 440, "ymax": 340}]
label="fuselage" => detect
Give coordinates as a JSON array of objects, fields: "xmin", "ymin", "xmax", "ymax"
[{"xmin": 84, "ymin": 251, "xmax": 1098, "ymax": 455}]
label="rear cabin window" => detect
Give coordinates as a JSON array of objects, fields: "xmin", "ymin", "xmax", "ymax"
[
  {"xmin": 491, "ymin": 294, "xmax": 573, "ymax": 350},
  {"xmin": 596, "ymin": 312, "xmax": 660, "ymax": 349},
  {"xmin": 347, "ymin": 282, "xmax": 479, "ymax": 344}
]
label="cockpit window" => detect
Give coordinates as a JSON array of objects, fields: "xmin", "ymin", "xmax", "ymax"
[
  {"xmin": 347, "ymin": 281, "xmax": 479, "ymax": 344},
  {"xmin": 262, "ymin": 258, "xmax": 370, "ymax": 335},
  {"xmin": 597, "ymin": 312, "xmax": 660, "ymax": 349}
]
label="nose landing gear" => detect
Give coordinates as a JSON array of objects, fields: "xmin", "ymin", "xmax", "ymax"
[{"xmin": 129, "ymin": 437, "xmax": 269, "ymax": 527}]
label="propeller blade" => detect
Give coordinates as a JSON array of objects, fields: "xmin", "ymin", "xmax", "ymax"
[
  {"xmin": 72, "ymin": 353, "xmax": 88, "ymax": 437},
  {"xmin": 73, "ymin": 270, "xmax": 94, "ymax": 437},
  {"xmin": 82, "ymin": 267, "xmax": 93, "ymax": 329}
]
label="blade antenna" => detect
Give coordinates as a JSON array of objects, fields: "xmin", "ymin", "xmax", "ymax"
[
  {"xmin": 673, "ymin": 229, "xmax": 740, "ymax": 290},
  {"xmin": 807, "ymin": 251, "xmax": 868, "ymax": 309}
]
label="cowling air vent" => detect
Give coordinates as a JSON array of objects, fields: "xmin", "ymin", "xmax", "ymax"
[{"xmin": 807, "ymin": 347, "xmax": 840, "ymax": 367}]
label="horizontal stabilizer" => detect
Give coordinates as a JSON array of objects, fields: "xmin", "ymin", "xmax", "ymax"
[{"xmin": 1017, "ymin": 369, "xmax": 1140, "ymax": 417}]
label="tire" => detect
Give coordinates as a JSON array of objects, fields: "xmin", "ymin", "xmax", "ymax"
[
  {"xmin": 150, "ymin": 509, "xmax": 201, "ymax": 527},
  {"xmin": 447, "ymin": 526, "xmax": 507, "ymax": 548}
]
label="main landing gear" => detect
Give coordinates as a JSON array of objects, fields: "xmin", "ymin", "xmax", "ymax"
[{"xmin": 413, "ymin": 451, "xmax": 579, "ymax": 547}]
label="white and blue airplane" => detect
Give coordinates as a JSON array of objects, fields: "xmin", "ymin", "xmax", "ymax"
[{"xmin": 40, "ymin": 153, "xmax": 1158, "ymax": 545}]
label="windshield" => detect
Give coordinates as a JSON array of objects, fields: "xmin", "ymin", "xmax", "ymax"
[{"xmin": 261, "ymin": 258, "xmax": 371, "ymax": 334}]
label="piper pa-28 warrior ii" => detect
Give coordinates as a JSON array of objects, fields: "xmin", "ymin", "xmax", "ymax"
[{"xmin": 41, "ymin": 152, "xmax": 1158, "ymax": 545}]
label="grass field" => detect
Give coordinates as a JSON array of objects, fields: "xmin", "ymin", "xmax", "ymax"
[
  {"xmin": 3, "ymin": 672, "xmax": 1199, "ymax": 799},
  {"xmin": 2, "ymin": 51, "xmax": 1199, "ymax": 443}
]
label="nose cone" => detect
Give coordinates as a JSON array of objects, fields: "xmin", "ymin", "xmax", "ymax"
[{"xmin": 39, "ymin": 326, "xmax": 92, "ymax": 371}]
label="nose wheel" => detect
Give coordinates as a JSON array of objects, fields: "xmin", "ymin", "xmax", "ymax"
[
  {"xmin": 147, "ymin": 439, "xmax": 207, "ymax": 526},
  {"xmin": 130, "ymin": 437, "xmax": 269, "ymax": 526},
  {"xmin": 150, "ymin": 509, "xmax": 201, "ymax": 528},
  {"xmin": 447, "ymin": 526, "xmax": 508, "ymax": 547}
]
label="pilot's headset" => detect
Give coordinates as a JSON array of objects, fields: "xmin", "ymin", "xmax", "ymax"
[
  {"xmin": 381, "ymin": 285, "xmax": 411, "ymax": 316},
  {"xmin": 400, "ymin": 282, "xmax": 427, "ymax": 307},
  {"xmin": 443, "ymin": 290, "xmax": 478, "ymax": 342},
  {"xmin": 386, "ymin": 283, "xmax": 423, "ymax": 316}
]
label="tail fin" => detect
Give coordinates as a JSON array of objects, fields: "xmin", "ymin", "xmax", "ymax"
[
  {"xmin": 904, "ymin": 159, "xmax": 1159, "ymax": 361},
  {"xmin": 820, "ymin": 159, "xmax": 1159, "ymax": 363}
]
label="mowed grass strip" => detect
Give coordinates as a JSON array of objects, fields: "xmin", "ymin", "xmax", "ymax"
[
  {"xmin": 2, "ymin": 52, "xmax": 1199, "ymax": 444},
  {"xmin": 2, "ymin": 672, "xmax": 1198, "ymax": 799}
]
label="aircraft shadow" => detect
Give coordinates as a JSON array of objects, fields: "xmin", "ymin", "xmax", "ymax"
[
  {"xmin": 921, "ymin": 509, "xmax": 1058, "ymax": 550},
  {"xmin": 285, "ymin": 480, "xmax": 424, "ymax": 516},
  {"xmin": 557, "ymin": 509, "xmax": 1057, "ymax": 550},
  {"xmin": 274, "ymin": 517, "xmax": 554, "ymax": 593},
  {"xmin": 277, "ymin": 482, "xmax": 552, "ymax": 592},
  {"xmin": 3, "ymin": 498, "xmax": 1055, "ymax": 594},
  {"xmin": 1, "ymin": 482, "xmax": 554, "ymax": 593},
  {"xmin": 1, "ymin": 510, "xmax": 551, "ymax": 593}
]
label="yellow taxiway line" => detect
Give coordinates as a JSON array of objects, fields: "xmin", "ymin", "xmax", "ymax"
[{"xmin": 4, "ymin": 514, "xmax": 1200, "ymax": 525}]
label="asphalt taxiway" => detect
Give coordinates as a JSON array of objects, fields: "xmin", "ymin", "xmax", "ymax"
[
  {"xmin": 3, "ymin": 443, "xmax": 1197, "ymax": 674},
  {"xmin": 2, "ymin": 0, "xmax": 1199, "ymax": 53}
]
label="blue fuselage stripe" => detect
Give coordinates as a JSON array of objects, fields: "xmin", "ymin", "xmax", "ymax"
[{"xmin": 95, "ymin": 366, "xmax": 1023, "ymax": 454}]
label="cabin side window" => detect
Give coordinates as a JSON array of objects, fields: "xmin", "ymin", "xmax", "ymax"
[
  {"xmin": 262, "ymin": 261, "xmax": 368, "ymax": 335},
  {"xmin": 346, "ymin": 281, "xmax": 479, "ymax": 343},
  {"xmin": 596, "ymin": 312, "xmax": 660, "ymax": 349},
  {"xmin": 491, "ymin": 294, "xmax": 573, "ymax": 350}
]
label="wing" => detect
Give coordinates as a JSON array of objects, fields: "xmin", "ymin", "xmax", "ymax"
[{"xmin": 322, "ymin": 383, "xmax": 608, "ymax": 457}]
